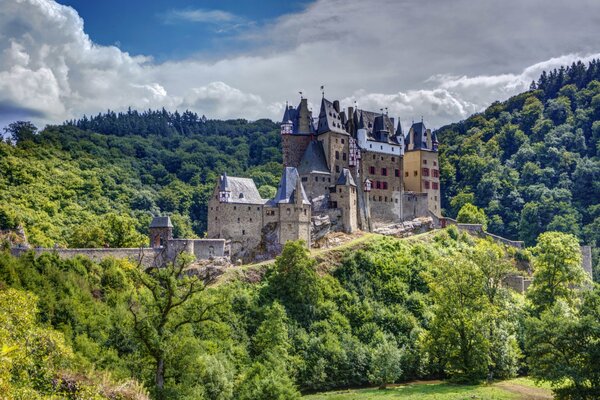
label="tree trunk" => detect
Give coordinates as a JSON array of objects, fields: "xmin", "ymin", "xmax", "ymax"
[{"xmin": 156, "ymin": 357, "xmax": 165, "ymax": 390}]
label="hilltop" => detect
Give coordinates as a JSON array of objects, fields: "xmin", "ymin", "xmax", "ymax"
[{"xmin": 437, "ymin": 59, "xmax": 600, "ymax": 276}]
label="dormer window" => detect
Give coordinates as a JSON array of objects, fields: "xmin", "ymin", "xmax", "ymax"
[{"xmin": 239, "ymin": 193, "xmax": 244, "ymax": 198}]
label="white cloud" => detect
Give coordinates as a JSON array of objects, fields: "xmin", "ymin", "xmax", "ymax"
[
  {"xmin": 1, "ymin": 0, "xmax": 600, "ymax": 129},
  {"xmin": 164, "ymin": 9, "xmax": 239, "ymax": 24}
]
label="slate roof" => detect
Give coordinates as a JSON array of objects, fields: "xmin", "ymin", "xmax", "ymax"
[
  {"xmin": 281, "ymin": 99, "xmax": 315, "ymax": 135},
  {"xmin": 219, "ymin": 174, "xmax": 266, "ymax": 204},
  {"xmin": 336, "ymin": 168, "xmax": 356, "ymax": 186},
  {"xmin": 297, "ymin": 140, "xmax": 330, "ymax": 175},
  {"xmin": 269, "ymin": 167, "xmax": 310, "ymax": 205},
  {"xmin": 317, "ymin": 98, "xmax": 348, "ymax": 135},
  {"xmin": 354, "ymin": 109, "xmax": 401, "ymax": 145},
  {"xmin": 406, "ymin": 122, "xmax": 429, "ymax": 150},
  {"xmin": 150, "ymin": 216, "xmax": 173, "ymax": 228}
]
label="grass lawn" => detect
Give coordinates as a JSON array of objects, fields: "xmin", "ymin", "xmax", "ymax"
[{"xmin": 302, "ymin": 378, "xmax": 553, "ymax": 399}]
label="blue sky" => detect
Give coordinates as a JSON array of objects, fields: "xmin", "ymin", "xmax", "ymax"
[
  {"xmin": 1, "ymin": 0, "xmax": 600, "ymax": 129},
  {"xmin": 58, "ymin": 0, "xmax": 310, "ymax": 61}
]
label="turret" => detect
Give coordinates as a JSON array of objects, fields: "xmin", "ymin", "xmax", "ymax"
[
  {"xmin": 149, "ymin": 216, "xmax": 173, "ymax": 248},
  {"xmin": 395, "ymin": 119, "xmax": 404, "ymax": 155},
  {"xmin": 218, "ymin": 173, "xmax": 232, "ymax": 202}
]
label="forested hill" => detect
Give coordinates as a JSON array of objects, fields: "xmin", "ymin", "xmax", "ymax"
[
  {"xmin": 437, "ymin": 60, "xmax": 600, "ymax": 253},
  {"xmin": 0, "ymin": 113, "xmax": 282, "ymax": 247}
]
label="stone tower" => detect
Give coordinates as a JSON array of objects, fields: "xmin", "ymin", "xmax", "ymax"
[
  {"xmin": 149, "ymin": 216, "xmax": 173, "ymax": 248},
  {"xmin": 403, "ymin": 121, "xmax": 441, "ymax": 216},
  {"xmin": 331, "ymin": 168, "xmax": 358, "ymax": 233},
  {"xmin": 281, "ymin": 98, "xmax": 314, "ymax": 167}
]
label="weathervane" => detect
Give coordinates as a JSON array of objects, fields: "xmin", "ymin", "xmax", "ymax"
[
  {"xmin": 299, "ymin": 91, "xmax": 303, "ymax": 99},
  {"xmin": 320, "ymin": 85, "xmax": 325, "ymax": 98}
]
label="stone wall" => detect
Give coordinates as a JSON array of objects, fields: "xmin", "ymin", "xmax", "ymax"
[
  {"xmin": 451, "ymin": 223, "xmax": 525, "ymax": 248},
  {"xmin": 319, "ymin": 132, "xmax": 349, "ymax": 175},
  {"xmin": 402, "ymin": 192, "xmax": 429, "ymax": 221},
  {"xmin": 10, "ymin": 239, "xmax": 228, "ymax": 269},
  {"xmin": 208, "ymin": 199, "xmax": 264, "ymax": 257},
  {"xmin": 581, "ymin": 245, "xmax": 593, "ymax": 280},
  {"xmin": 502, "ymin": 274, "xmax": 533, "ymax": 294},
  {"xmin": 10, "ymin": 247, "xmax": 162, "ymax": 268},
  {"xmin": 282, "ymin": 134, "xmax": 312, "ymax": 168}
]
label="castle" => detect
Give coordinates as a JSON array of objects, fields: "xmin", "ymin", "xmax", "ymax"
[{"xmin": 207, "ymin": 96, "xmax": 441, "ymax": 258}]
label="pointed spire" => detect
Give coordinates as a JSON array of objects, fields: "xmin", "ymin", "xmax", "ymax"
[{"xmin": 395, "ymin": 118, "xmax": 403, "ymax": 137}]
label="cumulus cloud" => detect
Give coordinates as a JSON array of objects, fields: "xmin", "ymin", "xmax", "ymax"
[{"xmin": 1, "ymin": 0, "xmax": 600, "ymax": 129}]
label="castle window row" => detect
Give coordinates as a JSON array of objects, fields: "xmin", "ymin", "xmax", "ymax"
[
  {"xmin": 335, "ymin": 151, "xmax": 347, "ymax": 160},
  {"xmin": 374, "ymin": 181, "xmax": 389, "ymax": 190},
  {"xmin": 371, "ymin": 195, "xmax": 398, "ymax": 203},
  {"xmin": 423, "ymin": 181, "xmax": 440, "ymax": 190}
]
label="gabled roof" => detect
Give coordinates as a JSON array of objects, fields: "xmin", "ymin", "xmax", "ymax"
[
  {"xmin": 317, "ymin": 98, "xmax": 348, "ymax": 135},
  {"xmin": 336, "ymin": 168, "xmax": 356, "ymax": 186},
  {"xmin": 150, "ymin": 216, "xmax": 173, "ymax": 228},
  {"xmin": 218, "ymin": 174, "xmax": 265, "ymax": 204},
  {"xmin": 406, "ymin": 121, "xmax": 429, "ymax": 150},
  {"xmin": 298, "ymin": 140, "xmax": 329, "ymax": 175},
  {"xmin": 270, "ymin": 167, "xmax": 310, "ymax": 205},
  {"xmin": 354, "ymin": 109, "xmax": 401, "ymax": 145},
  {"xmin": 281, "ymin": 99, "xmax": 315, "ymax": 135}
]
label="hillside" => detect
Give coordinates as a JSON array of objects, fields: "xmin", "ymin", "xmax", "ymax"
[
  {"xmin": 437, "ymin": 60, "xmax": 600, "ymax": 273},
  {"xmin": 0, "ymin": 114, "xmax": 282, "ymax": 246},
  {"xmin": 1, "ymin": 229, "xmax": 596, "ymax": 399}
]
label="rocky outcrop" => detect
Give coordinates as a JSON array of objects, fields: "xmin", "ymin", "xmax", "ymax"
[{"xmin": 373, "ymin": 217, "xmax": 434, "ymax": 237}]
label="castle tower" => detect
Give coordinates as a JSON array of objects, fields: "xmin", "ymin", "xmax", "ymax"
[
  {"xmin": 331, "ymin": 168, "xmax": 358, "ymax": 233},
  {"xmin": 403, "ymin": 121, "xmax": 441, "ymax": 216},
  {"xmin": 149, "ymin": 216, "xmax": 173, "ymax": 248},
  {"xmin": 281, "ymin": 98, "xmax": 314, "ymax": 167},
  {"xmin": 272, "ymin": 167, "xmax": 312, "ymax": 247}
]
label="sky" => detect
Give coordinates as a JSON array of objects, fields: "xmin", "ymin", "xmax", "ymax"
[{"xmin": 1, "ymin": 0, "xmax": 600, "ymax": 131}]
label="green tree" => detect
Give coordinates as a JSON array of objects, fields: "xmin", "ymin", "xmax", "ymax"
[
  {"xmin": 266, "ymin": 241, "xmax": 322, "ymax": 327},
  {"xmin": 457, "ymin": 203, "xmax": 488, "ymax": 229},
  {"xmin": 526, "ymin": 286, "xmax": 600, "ymax": 399},
  {"xmin": 421, "ymin": 253, "xmax": 491, "ymax": 383},
  {"xmin": 3, "ymin": 121, "xmax": 37, "ymax": 144},
  {"xmin": 527, "ymin": 232, "xmax": 588, "ymax": 312},
  {"xmin": 128, "ymin": 253, "xmax": 222, "ymax": 397},
  {"xmin": 367, "ymin": 335, "xmax": 404, "ymax": 389}
]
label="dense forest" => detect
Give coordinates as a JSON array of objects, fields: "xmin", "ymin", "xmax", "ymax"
[
  {"xmin": 1, "ymin": 230, "xmax": 597, "ymax": 399},
  {"xmin": 437, "ymin": 60, "xmax": 600, "ymax": 275},
  {"xmin": 0, "ymin": 114, "xmax": 282, "ymax": 246}
]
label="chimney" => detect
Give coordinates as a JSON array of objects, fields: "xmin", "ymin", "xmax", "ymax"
[{"xmin": 333, "ymin": 100, "xmax": 340, "ymax": 113}]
